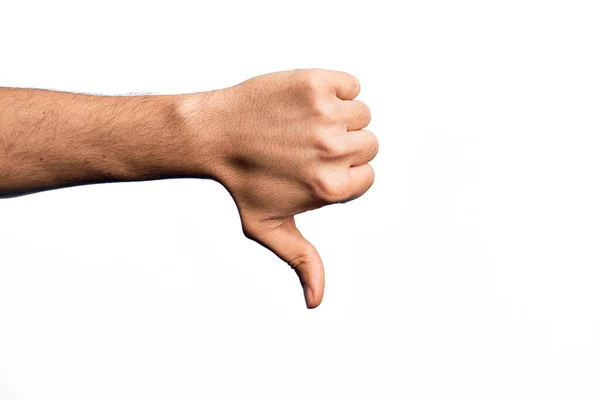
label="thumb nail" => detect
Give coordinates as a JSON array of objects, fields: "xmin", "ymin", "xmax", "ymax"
[{"xmin": 303, "ymin": 284, "xmax": 314, "ymax": 309}]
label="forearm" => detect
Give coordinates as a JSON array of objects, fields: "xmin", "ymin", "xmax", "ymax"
[{"xmin": 0, "ymin": 88, "xmax": 218, "ymax": 196}]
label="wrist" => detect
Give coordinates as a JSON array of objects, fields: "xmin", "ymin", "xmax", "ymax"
[
  {"xmin": 174, "ymin": 89, "xmax": 230, "ymax": 181},
  {"xmin": 116, "ymin": 91, "xmax": 227, "ymax": 182}
]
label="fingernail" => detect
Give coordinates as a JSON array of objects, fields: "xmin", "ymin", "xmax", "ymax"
[{"xmin": 303, "ymin": 284, "xmax": 313, "ymax": 309}]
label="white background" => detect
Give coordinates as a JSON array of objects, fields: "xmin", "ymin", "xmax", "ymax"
[{"xmin": 1, "ymin": 1, "xmax": 599, "ymax": 399}]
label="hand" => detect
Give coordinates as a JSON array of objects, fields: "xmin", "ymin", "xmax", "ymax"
[
  {"xmin": 0, "ymin": 70, "xmax": 375, "ymax": 308},
  {"xmin": 197, "ymin": 69, "xmax": 378, "ymax": 308}
]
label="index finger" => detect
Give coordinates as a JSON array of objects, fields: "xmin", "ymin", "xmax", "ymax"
[{"xmin": 327, "ymin": 70, "xmax": 361, "ymax": 100}]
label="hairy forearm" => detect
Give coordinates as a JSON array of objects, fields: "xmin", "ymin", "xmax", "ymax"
[{"xmin": 0, "ymin": 88, "xmax": 218, "ymax": 196}]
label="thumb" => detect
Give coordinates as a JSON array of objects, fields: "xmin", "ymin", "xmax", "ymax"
[{"xmin": 247, "ymin": 216, "xmax": 325, "ymax": 309}]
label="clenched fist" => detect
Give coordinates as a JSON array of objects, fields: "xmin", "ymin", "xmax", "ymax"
[{"xmin": 188, "ymin": 69, "xmax": 378, "ymax": 308}]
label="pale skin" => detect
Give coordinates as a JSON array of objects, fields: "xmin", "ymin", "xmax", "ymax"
[{"xmin": 0, "ymin": 68, "xmax": 378, "ymax": 308}]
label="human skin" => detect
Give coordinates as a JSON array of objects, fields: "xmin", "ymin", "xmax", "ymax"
[{"xmin": 0, "ymin": 68, "xmax": 378, "ymax": 308}]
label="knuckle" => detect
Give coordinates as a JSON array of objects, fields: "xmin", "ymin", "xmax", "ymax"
[
  {"xmin": 298, "ymin": 70, "xmax": 323, "ymax": 94},
  {"xmin": 287, "ymin": 249, "xmax": 318, "ymax": 271},
  {"xmin": 346, "ymin": 73, "xmax": 361, "ymax": 97},
  {"xmin": 315, "ymin": 134, "xmax": 346, "ymax": 159},
  {"xmin": 312, "ymin": 170, "xmax": 347, "ymax": 203},
  {"xmin": 311, "ymin": 98, "xmax": 336, "ymax": 120},
  {"xmin": 366, "ymin": 164, "xmax": 376, "ymax": 187},
  {"xmin": 362, "ymin": 164, "xmax": 376, "ymax": 193},
  {"xmin": 357, "ymin": 101, "xmax": 371, "ymax": 124},
  {"xmin": 366, "ymin": 130, "xmax": 379, "ymax": 158}
]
